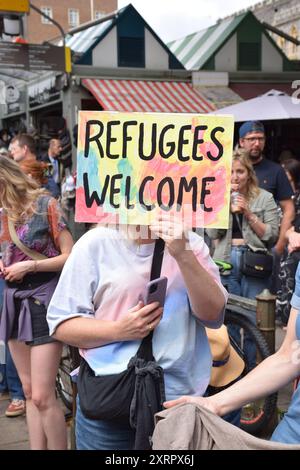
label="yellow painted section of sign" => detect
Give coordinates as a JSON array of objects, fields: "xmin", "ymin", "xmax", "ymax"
[
  {"xmin": 75, "ymin": 111, "xmax": 234, "ymax": 228},
  {"xmin": 0, "ymin": 0, "xmax": 29, "ymax": 13},
  {"xmin": 65, "ymin": 47, "xmax": 72, "ymax": 73}
]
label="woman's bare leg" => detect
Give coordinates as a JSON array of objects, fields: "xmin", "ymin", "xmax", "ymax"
[
  {"xmin": 30, "ymin": 341, "xmax": 67, "ymax": 450},
  {"xmin": 8, "ymin": 340, "xmax": 47, "ymax": 449}
]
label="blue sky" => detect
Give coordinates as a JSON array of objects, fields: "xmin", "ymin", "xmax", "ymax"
[{"xmin": 118, "ymin": 0, "xmax": 260, "ymax": 42}]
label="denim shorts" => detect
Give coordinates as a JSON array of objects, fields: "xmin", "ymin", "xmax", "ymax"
[{"xmin": 75, "ymin": 396, "xmax": 135, "ymax": 450}]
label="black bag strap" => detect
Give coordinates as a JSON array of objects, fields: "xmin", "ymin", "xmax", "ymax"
[
  {"xmin": 137, "ymin": 237, "xmax": 165, "ymax": 360},
  {"xmin": 150, "ymin": 237, "xmax": 165, "ymax": 281}
]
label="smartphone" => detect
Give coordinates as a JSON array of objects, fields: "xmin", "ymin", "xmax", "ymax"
[{"xmin": 141, "ymin": 276, "xmax": 168, "ymax": 307}]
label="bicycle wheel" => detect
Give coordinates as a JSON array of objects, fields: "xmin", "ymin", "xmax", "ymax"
[
  {"xmin": 224, "ymin": 309, "xmax": 278, "ymax": 435},
  {"xmin": 56, "ymin": 345, "xmax": 73, "ymax": 411}
]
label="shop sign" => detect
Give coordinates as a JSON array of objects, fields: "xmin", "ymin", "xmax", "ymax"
[
  {"xmin": 0, "ymin": 42, "xmax": 71, "ymax": 73},
  {"xmin": 0, "ymin": 0, "xmax": 29, "ymax": 14},
  {"xmin": 0, "ymin": 83, "xmax": 25, "ymax": 116},
  {"xmin": 5, "ymin": 84, "xmax": 20, "ymax": 103}
]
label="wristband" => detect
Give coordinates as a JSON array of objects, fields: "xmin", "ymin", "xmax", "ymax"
[{"xmin": 32, "ymin": 260, "xmax": 38, "ymax": 273}]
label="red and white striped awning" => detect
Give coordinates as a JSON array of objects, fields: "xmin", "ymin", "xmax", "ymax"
[{"xmin": 82, "ymin": 78, "xmax": 216, "ymax": 113}]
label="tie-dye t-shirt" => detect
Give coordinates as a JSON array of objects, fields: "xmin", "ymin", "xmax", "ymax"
[{"xmin": 47, "ymin": 226, "xmax": 227, "ymax": 400}]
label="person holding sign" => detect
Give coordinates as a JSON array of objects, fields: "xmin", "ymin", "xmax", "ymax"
[
  {"xmin": 207, "ymin": 150, "xmax": 279, "ymax": 369},
  {"xmin": 46, "ymin": 110, "xmax": 232, "ymax": 450},
  {"xmin": 47, "ymin": 217, "xmax": 227, "ymax": 450}
]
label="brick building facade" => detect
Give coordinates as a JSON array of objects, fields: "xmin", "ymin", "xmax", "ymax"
[{"xmin": 24, "ymin": 0, "xmax": 117, "ymax": 43}]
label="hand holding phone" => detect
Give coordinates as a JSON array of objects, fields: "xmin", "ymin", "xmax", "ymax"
[{"xmin": 141, "ymin": 276, "xmax": 168, "ymax": 307}]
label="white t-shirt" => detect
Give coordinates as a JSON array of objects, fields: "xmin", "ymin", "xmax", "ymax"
[{"xmin": 47, "ymin": 226, "xmax": 226, "ymax": 400}]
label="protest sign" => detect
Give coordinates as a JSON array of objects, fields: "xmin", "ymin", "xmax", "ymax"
[{"xmin": 75, "ymin": 111, "xmax": 234, "ymax": 228}]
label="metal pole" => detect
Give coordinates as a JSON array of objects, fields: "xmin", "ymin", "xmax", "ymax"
[
  {"xmin": 256, "ymin": 289, "xmax": 276, "ymax": 354},
  {"xmin": 90, "ymin": 0, "xmax": 94, "ymax": 21},
  {"xmin": 24, "ymin": 82, "xmax": 30, "ymax": 129},
  {"xmin": 29, "ymin": 2, "xmax": 65, "ymax": 46}
]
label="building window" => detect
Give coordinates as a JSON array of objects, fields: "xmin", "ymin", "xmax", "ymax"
[
  {"xmin": 94, "ymin": 11, "xmax": 105, "ymax": 20},
  {"xmin": 290, "ymin": 24, "xmax": 298, "ymax": 58},
  {"xmin": 118, "ymin": 37, "xmax": 145, "ymax": 67},
  {"xmin": 41, "ymin": 7, "xmax": 53, "ymax": 24},
  {"xmin": 238, "ymin": 42, "xmax": 260, "ymax": 70},
  {"xmin": 117, "ymin": 16, "xmax": 145, "ymax": 68},
  {"xmin": 68, "ymin": 9, "xmax": 79, "ymax": 28}
]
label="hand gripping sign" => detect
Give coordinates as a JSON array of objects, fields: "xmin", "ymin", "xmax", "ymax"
[{"xmin": 75, "ymin": 111, "xmax": 234, "ymax": 229}]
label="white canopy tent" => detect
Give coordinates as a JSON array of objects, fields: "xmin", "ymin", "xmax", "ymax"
[{"xmin": 210, "ymin": 89, "xmax": 300, "ymax": 121}]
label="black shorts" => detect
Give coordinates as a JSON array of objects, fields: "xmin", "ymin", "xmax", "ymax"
[
  {"xmin": 9, "ymin": 272, "xmax": 58, "ymax": 347},
  {"xmin": 11, "ymin": 297, "xmax": 56, "ymax": 346}
]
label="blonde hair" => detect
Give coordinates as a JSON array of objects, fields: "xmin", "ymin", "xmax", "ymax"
[
  {"xmin": 0, "ymin": 156, "xmax": 47, "ymax": 223},
  {"xmin": 232, "ymin": 149, "xmax": 259, "ymax": 200}
]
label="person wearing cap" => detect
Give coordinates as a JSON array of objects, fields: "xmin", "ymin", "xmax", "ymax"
[{"xmin": 239, "ymin": 121, "xmax": 295, "ymax": 256}]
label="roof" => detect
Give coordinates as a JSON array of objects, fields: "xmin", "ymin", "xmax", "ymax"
[
  {"xmin": 0, "ymin": 68, "xmax": 47, "ymax": 86},
  {"xmin": 66, "ymin": 17, "xmax": 116, "ymax": 54},
  {"xmin": 209, "ymin": 89, "xmax": 300, "ymax": 121},
  {"xmin": 196, "ymin": 86, "xmax": 243, "ymax": 109},
  {"xmin": 82, "ymin": 78, "xmax": 215, "ymax": 113},
  {"xmin": 66, "ymin": 3, "xmax": 183, "ymax": 69},
  {"xmin": 168, "ymin": 13, "xmax": 246, "ymax": 70},
  {"xmin": 167, "ymin": 10, "xmax": 292, "ymax": 71}
]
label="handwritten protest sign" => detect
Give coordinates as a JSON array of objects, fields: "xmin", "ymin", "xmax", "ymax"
[{"xmin": 75, "ymin": 111, "xmax": 234, "ymax": 228}]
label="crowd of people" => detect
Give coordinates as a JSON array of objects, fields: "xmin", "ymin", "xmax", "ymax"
[
  {"xmin": 0, "ymin": 118, "xmax": 300, "ymax": 450},
  {"xmin": 0, "ymin": 124, "xmax": 75, "ymax": 448}
]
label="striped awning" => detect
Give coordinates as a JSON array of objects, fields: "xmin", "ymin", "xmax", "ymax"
[{"xmin": 82, "ymin": 78, "xmax": 215, "ymax": 113}]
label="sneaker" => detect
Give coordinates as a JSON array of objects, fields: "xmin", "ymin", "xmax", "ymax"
[{"xmin": 5, "ymin": 399, "xmax": 26, "ymax": 417}]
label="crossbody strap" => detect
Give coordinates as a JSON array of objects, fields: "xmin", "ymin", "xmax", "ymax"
[
  {"xmin": 150, "ymin": 237, "xmax": 165, "ymax": 281},
  {"xmin": 8, "ymin": 219, "xmax": 47, "ymax": 261},
  {"xmin": 137, "ymin": 237, "xmax": 165, "ymax": 360}
]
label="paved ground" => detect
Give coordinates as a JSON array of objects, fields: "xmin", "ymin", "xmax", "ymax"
[
  {"xmin": 0, "ymin": 393, "xmax": 72, "ymax": 450},
  {"xmin": 0, "ymin": 326, "xmax": 294, "ymax": 450},
  {"xmin": 0, "ymin": 394, "xmax": 29, "ymax": 450}
]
